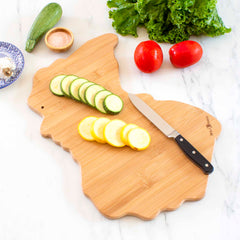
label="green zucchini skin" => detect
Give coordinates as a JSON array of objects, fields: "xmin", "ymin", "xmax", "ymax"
[
  {"xmin": 25, "ymin": 3, "xmax": 62, "ymax": 52},
  {"xmin": 103, "ymin": 94, "xmax": 124, "ymax": 115}
]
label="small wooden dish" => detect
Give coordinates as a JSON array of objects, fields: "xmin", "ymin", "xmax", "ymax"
[{"xmin": 45, "ymin": 27, "xmax": 74, "ymax": 53}]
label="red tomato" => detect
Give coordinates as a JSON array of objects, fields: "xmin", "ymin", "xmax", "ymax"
[
  {"xmin": 134, "ymin": 40, "xmax": 163, "ymax": 73},
  {"xmin": 169, "ymin": 40, "xmax": 203, "ymax": 68}
]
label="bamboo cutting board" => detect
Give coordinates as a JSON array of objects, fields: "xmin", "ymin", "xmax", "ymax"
[{"xmin": 28, "ymin": 33, "xmax": 221, "ymax": 220}]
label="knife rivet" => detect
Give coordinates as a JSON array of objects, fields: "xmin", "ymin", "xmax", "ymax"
[
  {"xmin": 180, "ymin": 138, "xmax": 183, "ymax": 142},
  {"xmin": 192, "ymin": 150, "xmax": 196, "ymax": 154},
  {"xmin": 205, "ymin": 163, "xmax": 209, "ymax": 167}
]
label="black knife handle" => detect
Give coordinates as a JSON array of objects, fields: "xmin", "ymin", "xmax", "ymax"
[{"xmin": 175, "ymin": 135, "xmax": 214, "ymax": 175}]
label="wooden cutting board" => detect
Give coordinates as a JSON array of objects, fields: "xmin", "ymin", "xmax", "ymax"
[{"xmin": 28, "ymin": 33, "xmax": 221, "ymax": 220}]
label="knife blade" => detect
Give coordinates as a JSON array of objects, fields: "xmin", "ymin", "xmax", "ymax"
[{"xmin": 128, "ymin": 93, "xmax": 214, "ymax": 175}]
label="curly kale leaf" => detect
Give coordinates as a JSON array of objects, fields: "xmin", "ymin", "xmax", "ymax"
[
  {"xmin": 107, "ymin": 0, "xmax": 231, "ymax": 43},
  {"xmin": 189, "ymin": 0, "xmax": 231, "ymax": 37},
  {"xmin": 107, "ymin": 0, "xmax": 140, "ymax": 37}
]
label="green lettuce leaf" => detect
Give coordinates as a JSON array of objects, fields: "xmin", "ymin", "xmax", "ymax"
[
  {"xmin": 107, "ymin": 0, "xmax": 231, "ymax": 43},
  {"xmin": 189, "ymin": 0, "xmax": 231, "ymax": 37},
  {"xmin": 107, "ymin": 0, "xmax": 140, "ymax": 37}
]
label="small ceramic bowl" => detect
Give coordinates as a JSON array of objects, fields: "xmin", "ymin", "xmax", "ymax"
[
  {"xmin": 0, "ymin": 41, "xmax": 24, "ymax": 89},
  {"xmin": 45, "ymin": 27, "xmax": 74, "ymax": 53}
]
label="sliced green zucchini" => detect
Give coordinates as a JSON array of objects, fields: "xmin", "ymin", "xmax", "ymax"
[
  {"xmin": 49, "ymin": 74, "xmax": 66, "ymax": 96},
  {"xmin": 94, "ymin": 90, "xmax": 112, "ymax": 114},
  {"xmin": 103, "ymin": 94, "xmax": 124, "ymax": 114},
  {"xmin": 69, "ymin": 78, "xmax": 89, "ymax": 101},
  {"xmin": 78, "ymin": 81, "xmax": 94, "ymax": 103},
  {"xmin": 60, "ymin": 75, "xmax": 79, "ymax": 97},
  {"xmin": 84, "ymin": 84, "xmax": 105, "ymax": 107}
]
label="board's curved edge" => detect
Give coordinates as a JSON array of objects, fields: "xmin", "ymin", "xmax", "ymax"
[
  {"xmin": 69, "ymin": 33, "xmax": 119, "ymax": 59},
  {"xmin": 27, "ymin": 58, "xmax": 66, "ymax": 117},
  {"xmin": 83, "ymin": 184, "xmax": 206, "ymax": 220},
  {"xmin": 40, "ymin": 119, "xmax": 78, "ymax": 154}
]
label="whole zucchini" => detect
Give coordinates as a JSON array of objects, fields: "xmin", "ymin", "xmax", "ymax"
[{"xmin": 25, "ymin": 2, "xmax": 62, "ymax": 52}]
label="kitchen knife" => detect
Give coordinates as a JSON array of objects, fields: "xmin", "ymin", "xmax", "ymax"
[{"xmin": 128, "ymin": 93, "xmax": 214, "ymax": 175}]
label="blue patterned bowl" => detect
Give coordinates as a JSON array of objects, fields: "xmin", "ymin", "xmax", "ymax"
[{"xmin": 0, "ymin": 42, "xmax": 24, "ymax": 89}]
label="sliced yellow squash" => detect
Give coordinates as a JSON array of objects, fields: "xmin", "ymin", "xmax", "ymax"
[
  {"xmin": 91, "ymin": 117, "xmax": 110, "ymax": 143},
  {"xmin": 104, "ymin": 119, "xmax": 126, "ymax": 147},
  {"xmin": 120, "ymin": 123, "xmax": 138, "ymax": 145},
  {"xmin": 78, "ymin": 116, "xmax": 98, "ymax": 141},
  {"xmin": 127, "ymin": 127, "xmax": 151, "ymax": 150}
]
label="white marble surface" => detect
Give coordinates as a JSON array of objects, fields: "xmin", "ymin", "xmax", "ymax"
[{"xmin": 0, "ymin": 0, "xmax": 240, "ymax": 239}]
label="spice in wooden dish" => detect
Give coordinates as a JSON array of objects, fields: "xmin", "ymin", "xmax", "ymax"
[
  {"xmin": 45, "ymin": 27, "xmax": 74, "ymax": 52},
  {"xmin": 47, "ymin": 31, "xmax": 72, "ymax": 48}
]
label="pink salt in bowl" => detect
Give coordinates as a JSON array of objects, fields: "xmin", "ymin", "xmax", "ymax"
[{"xmin": 45, "ymin": 27, "xmax": 74, "ymax": 52}]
